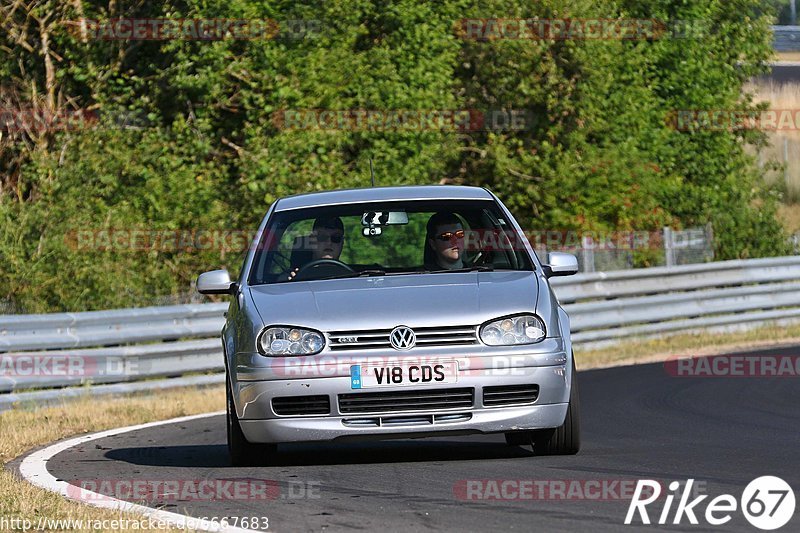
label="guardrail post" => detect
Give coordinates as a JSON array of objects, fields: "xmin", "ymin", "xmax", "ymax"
[
  {"xmin": 663, "ymin": 226, "xmax": 675, "ymax": 267},
  {"xmin": 705, "ymin": 222, "xmax": 714, "ymax": 261},
  {"xmin": 581, "ymin": 235, "xmax": 595, "ymax": 273}
]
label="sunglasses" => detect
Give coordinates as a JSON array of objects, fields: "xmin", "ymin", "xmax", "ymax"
[
  {"xmin": 435, "ymin": 230, "xmax": 465, "ymax": 242},
  {"xmin": 315, "ymin": 232, "xmax": 343, "ymax": 244}
]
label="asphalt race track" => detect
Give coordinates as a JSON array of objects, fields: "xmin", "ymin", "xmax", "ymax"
[
  {"xmin": 14, "ymin": 347, "xmax": 800, "ymax": 532},
  {"xmin": 761, "ymin": 63, "xmax": 800, "ymax": 84}
]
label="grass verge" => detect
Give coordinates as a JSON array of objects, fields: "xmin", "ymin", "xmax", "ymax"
[
  {"xmin": 1, "ymin": 386, "xmax": 224, "ymax": 532},
  {"xmin": 777, "ymin": 203, "xmax": 800, "ymax": 235},
  {"xmin": 775, "ymin": 52, "xmax": 800, "ymax": 62},
  {"xmin": 576, "ymin": 321, "xmax": 800, "ymax": 370}
]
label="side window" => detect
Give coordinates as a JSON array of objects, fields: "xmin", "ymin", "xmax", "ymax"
[{"xmin": 265, "ymin": 220, "xmax": 314, "ymax": 276}]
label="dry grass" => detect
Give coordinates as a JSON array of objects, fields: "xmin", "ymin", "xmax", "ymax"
[
  {"xmin": 775, "ymin": 52, "xmax": 800, "ymax": 62},
  {"xmin": 577, "ymin": 321, "xmax": 800, "ymax": 370},
  {"xmin": 746, "ymin": 80, "xmax": 800, "ymax": 115},
  {"xmin": 777, "ymin": 202, "xmax": 800, "ymax": 234},
  {"xmin": 1, "ymin": 386, "xmax": 224, "ymax": 532}
]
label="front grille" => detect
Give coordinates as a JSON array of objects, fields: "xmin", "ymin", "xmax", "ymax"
[
  {"xmin": 328, "ymin": 325, "xmax": 477, "ymax": 351},
  {"xmin": 342, "ymin": 413, "xmax": 472, "ymax": 427},
  {"xmin": 482, "ymin": 384, "xmax": 539, "ymax": 407},
  {"xmin": 338, "ymin": 387, "xmax": 474, "ymax": 414},
  {"xmin": 272, "ymin": 395, "xmax": 330, "ymax": 416}
]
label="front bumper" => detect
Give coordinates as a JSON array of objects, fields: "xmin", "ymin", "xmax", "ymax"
[
  {"xmin": 231, "ymin": 342, "xmax": 572, "ymax": 443},
  {"xmin": 239, "ymin": 402, "xmax": 568, "ymax": 443}
]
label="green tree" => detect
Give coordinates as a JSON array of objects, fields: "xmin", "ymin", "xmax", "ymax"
[{"xmin": 0, "ymin": 0, "xmax": 791, "ymax": 311}]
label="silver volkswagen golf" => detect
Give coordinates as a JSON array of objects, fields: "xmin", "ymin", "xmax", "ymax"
[{"xmin": 197, "ymin": 185, "xmax": 580, "ymax": 465}]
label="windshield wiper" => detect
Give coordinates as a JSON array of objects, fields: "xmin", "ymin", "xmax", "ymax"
[
  {"xmin": 308, "ymin": 266, "xmax": 496, "ymax": 281},
  {"xmin": 315, "ymin": 269, "xmax": 387, "ymax": 281},
  {"xmin": 424, "ymin": 265, "xmax": 495, "ymax": 274},
  {"xmin": 356, "ymin": 269, "xmax": 387, "ymax": 277}
]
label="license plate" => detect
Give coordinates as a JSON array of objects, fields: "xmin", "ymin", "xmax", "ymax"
[{"xmin": 350, "ymin": 361, "xmax": 458, "ymax": 389}]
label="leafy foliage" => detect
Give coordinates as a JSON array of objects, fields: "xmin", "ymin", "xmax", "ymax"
[{"xmin": 0, "ymin": 0, "xmax": 790, "ymax": 311}]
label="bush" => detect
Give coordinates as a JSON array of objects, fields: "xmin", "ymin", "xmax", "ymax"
[{"xmin": 0, "ymin": 0, "xmax": 790, "ymax": 311}]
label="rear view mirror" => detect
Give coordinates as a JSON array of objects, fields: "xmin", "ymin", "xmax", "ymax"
[
  {"xmin": 361, "ymin": 210, "xmax": 409, "ymax": 237},
  {"xmin": 361, "ymin": 211, "xmax": 409, "ymax": 226}
]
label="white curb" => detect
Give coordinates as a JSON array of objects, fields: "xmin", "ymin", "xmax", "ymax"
[{"xmin": 17, "ymin": 411, "xmax": 261, "ymax": 532}]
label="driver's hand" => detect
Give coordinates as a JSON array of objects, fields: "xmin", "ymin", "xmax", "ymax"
[{"xmin": 287, "ymin": 267, "xmax": 300, "ymax": 281}]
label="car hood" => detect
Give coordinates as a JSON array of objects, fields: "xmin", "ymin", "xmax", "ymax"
[{"xmin": 248, "ymin": 271, "xmax": 539, "ymax": 331}]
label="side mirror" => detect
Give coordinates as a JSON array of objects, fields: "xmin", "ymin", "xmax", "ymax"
[
  {"xmin": 197, "ymin": 269, "xmax": 237, "ymax": 295},
  {"xmin": 544, "ymin": 252, "xmax": 579, "ymax": 278}
]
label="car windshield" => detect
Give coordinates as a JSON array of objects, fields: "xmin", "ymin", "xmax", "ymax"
[{"xmin": 247, "ymin": 199, "xmax": 534, "ymax": 285}]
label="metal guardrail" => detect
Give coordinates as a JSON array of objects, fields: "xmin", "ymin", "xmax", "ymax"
[
  {"xmin": 773, "ymin": 26, "xmax": 800, "ymax": 53},
  {"xmin": 3, "ymin": 256, "xmax": 800, "ymax": 399},
  {"xmin": 1, "ymin": 339, "xmax": 222, "ymax": 393},
  {"xmin": 0, "ymin": 303, "xmax": 227, "ymax": 352},
  {"xmin": 550, "ymin": 256, "xmax": 800, "ymax": 344}
]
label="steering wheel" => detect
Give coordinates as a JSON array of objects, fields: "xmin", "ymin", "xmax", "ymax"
[{"xmin": 292, "ymin": 259, "xmax": 354, "ymax": 281}]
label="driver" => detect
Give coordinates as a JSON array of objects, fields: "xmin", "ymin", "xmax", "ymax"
[{"xmin": 288, "ymin": 216, "xmax": 345, "ymax": 280}]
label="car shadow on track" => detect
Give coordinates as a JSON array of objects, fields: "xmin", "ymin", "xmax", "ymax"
[{"xmin": 105, "ymin": 438, "xmax": 534, "ymax": 468}]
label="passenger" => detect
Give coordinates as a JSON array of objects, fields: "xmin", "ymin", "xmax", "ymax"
[{"xmin": 424, "ymin": 212, "xmax": 465, "ymax": 270}]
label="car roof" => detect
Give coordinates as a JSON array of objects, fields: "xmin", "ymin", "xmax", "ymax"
[{"xmin": 274, "ymin": 185, "xmax": 494, "ymax": 211}]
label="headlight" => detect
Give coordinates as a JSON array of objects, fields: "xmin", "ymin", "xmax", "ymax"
[
  {"xmin": 258, "ymin": 326, "xmax": 325, "ymax": 356},
  {"xmin": 479, "ymin": 315, "xmax": 546, "ymax": 346}
]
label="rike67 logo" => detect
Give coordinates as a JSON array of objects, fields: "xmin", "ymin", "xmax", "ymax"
[{"xmin": 625, "ymin": 476, "xmax": 795, "ymax": 530}]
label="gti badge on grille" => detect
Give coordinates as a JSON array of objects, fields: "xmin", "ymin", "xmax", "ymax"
[
  {"xmin": 390, "ymin": 326, "xmax": 416, "ymax": 350},
  {"xmin": 335, "ymin": 336, "xmax": 359, "ymax": 344}
]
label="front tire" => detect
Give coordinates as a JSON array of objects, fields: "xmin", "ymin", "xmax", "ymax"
[
  {"xmin": 532, "ymin": 359, "xmax": 581, "ymax": 455},
  {"xmin": 504, "ymin": 356, "xmax": 581, "ymax": 455},
  {"xmin": 227, "ymin": 379, "xmax": 277, "ymax": 466}
]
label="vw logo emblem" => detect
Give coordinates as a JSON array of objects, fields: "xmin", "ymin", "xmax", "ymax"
[{"xmin": 390, "ymin": 326, "xmax": 416, "ymax": 351}]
